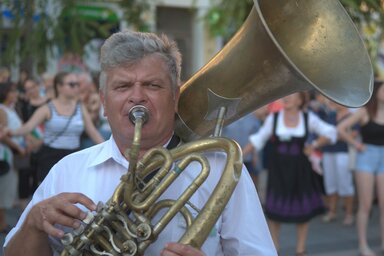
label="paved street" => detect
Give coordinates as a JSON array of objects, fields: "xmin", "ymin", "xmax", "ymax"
[
  {"xmin": 279, "ymin": 206, "xmax": 381, "ymax": 256},
  {"xmin": 1, "ymin": 170, "xmax": 382, "ymax": 256}
]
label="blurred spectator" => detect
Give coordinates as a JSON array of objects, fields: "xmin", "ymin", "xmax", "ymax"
[
  {"xmin": 308, "ymin": 91, "xmax": 329, "ymax": 120},
  {"xmin": 77, "ymin": 72, "xmax": 110, "ymax": 148},
  {"xmin": 243, "ymin": 92, "xmax": 337, "ymax": 255},
  {"xmin": 41, "ymin": 72, "xmax": 55, "ymax": 100},
  {"xmin": 16, "ymin": 78, "xmax": 48, "ymax": 209},
  {"xmin": 0, "ymin": 82, "xmax": 25, "ymax": 152},
  {"xmin": 0, "ymin": 81, "xmax": 25, "ymax": 233},
  {"xmin": 78, "ymin": 72, "xmax": 101, "ymax": 125},
  {"xmin": 338, "ymin": 80, "xmax": 384, "ymax": 256},
  {"xmin": 0, "ymin": 67, "xmax": 10, "ymax": 83},
  {"xmin": 321, "ymin": 100, "xmax": 355, "ymax": 226},
  {"xmin": 17, "ymin": 78, "xmax": 49, "ymax": 122},
  {"xmin": 9, "ymin": 72, "xmax": 104, "ymax": 183},
  {"xmin": 16, "ymin": 69, "xmax": 30, "ymax": 102}
]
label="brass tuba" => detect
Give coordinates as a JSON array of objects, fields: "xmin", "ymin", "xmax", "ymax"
[
  {"xmin": 175, "ymin": 0, "xmax": 373, "ymax": 142},
  {"xmin": 60, "ymin": 0, "xmax": 373, "ymax": 255}
]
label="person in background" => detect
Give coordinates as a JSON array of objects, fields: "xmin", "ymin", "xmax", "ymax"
[
  {"xmin": 16, "ymin": 77, "xmax": 48, "ymax": 209},
  {"xmin": 77, "ymin": 72, "xmax": 109, "ymax": 148},
  {"xmin": 0, "ymin": 67, "xmax": 11, "ymax": 83},
  {"xmin": 4, "ymin": 30, "xmax": 276, "ymax": 256},
  {"xmin": 8, "ymin": 71, "xmax": 104, "ymax": 183},
  {"xmin": 0, "ymin": 82, "xmax": 25, "ymax": 234},
  {"xmin": 321, "ymin": 99, "xmax": 355, "ymax": 226},
  {"xmin": 17, "ymin": 78, "xmax": 49, "ymax": 121},
  {"xmin": 243, "ymin": 92, "xmax": 337, "ymax": 256},
  {"xmin": 41, "ymin": 72, "xmax": 55, "ymax": 100},
  {"xmin": 338, "ymin": 80, "xmax": 384, "ymax": 256}
]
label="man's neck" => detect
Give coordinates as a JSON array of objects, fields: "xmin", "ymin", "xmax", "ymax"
[
  {"xmin": 138, "ymin": 132, "xmax": 174, "ymax": 157},
  {"xmin": 118, "ymin": 132, "xmax": 174, "ymax": 160}
]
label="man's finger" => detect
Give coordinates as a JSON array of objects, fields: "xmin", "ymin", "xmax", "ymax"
[
  {"xmin": 42, "ymin": 220, "xmax": 65, "ymax": 238},
  {"xmin": 57, "ymin": 192, "xmax": 97, "ymax": 211}
]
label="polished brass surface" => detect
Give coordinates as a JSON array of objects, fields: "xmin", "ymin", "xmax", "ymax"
[
  {"xmin": 60, "ymin": 104, "xmax": 242, "ymax": 255},
  {"xmin": 60, "ymin": 0, "xmax": 374, "ymax": 254},
  {"xmin": 175, "ymin": 0, "xmax": 373, "ymax": 142},
  {"xmin": 61, "ymin": 129, "xmax": 242, "ymax": 255}
]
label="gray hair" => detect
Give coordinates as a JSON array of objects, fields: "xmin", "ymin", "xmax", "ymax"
[{"xmin": 99, "ymin": 30, "xmax": 182, "ymax": 92}]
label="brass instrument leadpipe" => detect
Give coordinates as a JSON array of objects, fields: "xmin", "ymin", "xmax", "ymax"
[
  {"xmin": 111, "ymin": 105, "xmax": 149, "ymax": 206},
  {"xmin": 127, "ymin": 105, "xmax": 149, "ymax": 179}
]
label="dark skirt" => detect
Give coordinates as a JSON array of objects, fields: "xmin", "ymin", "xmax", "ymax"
[{"xmin": 264, "ymin": 152, "xmax": 325, "ymax": 223}]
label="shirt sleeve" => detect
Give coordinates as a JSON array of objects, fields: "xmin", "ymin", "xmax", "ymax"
[
  {"xmin": 249, "ymin": 113, "xmax": 274, "ymax": 151},
  {"xmin": 3, "ymin": 164, "xmax": 61, "ymax": 251},
  {"xmin": 219, "ymin": 165, "xmax": 277, "ymax": 255},
  {"xmin": 308, "ymin": 111, "xmax": 337, "ymax": 143}
]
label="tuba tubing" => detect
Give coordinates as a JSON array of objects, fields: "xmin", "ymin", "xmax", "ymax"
[{"xmin": 133, "ymin": 138, "xmax": 243, "ymax": 249}]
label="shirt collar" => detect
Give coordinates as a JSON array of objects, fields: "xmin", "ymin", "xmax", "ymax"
[
  {"xmin": 88, "ymin": 135, "xmax": 128, "ymax": 169},
  {"xmin": 88, "ymin": 134, "xmax": 178, "ymax": 169}
]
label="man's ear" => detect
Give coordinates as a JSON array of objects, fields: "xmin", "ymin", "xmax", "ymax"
[{"xmin": 99, "ymin": 90, "xmax": 107, "ymax": 117}]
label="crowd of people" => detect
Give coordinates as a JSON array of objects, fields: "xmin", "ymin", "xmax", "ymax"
[
  {"xmin": 239, "ymin": 85, "xmax": 384, "ymax": 256},
  {"xmin": 0, "ymin": 30, "xmax": 383, "ymax": 256},
  {"xmin": 0, "ymin": 67, "xmax": 111, "ymax": 237}
]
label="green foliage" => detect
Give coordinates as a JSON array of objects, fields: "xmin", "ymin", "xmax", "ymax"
[
  {"xmin": 0, "ymin": 0, "xmax": 54, "ymax": 72},
  {"xmin": 205, "ymin": 0, "xmax": 384, "ymax": 74},
  {"xmin": 205, "ymin": 1, "xmax": 253, "ymax": 39},
  {"xmin": 118, "ymin": 0, "xmax": 150, "ymax": 31},
  {"xmin": 1, "ymin": 0, "xmax": 382, "ymax": 75},
  {"xmin": 0, "ymin": 0, "xmax": 150, "ymax": 74}
]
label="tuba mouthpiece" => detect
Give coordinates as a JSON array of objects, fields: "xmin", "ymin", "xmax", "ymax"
[{"xmin": 129, "ymin": 105, "xmax": 149, "ymax": 124}]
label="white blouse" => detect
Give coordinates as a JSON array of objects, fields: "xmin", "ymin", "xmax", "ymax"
[{"xmin": 249, "ymin": 110, "xmax": 337, "ymax": 151}]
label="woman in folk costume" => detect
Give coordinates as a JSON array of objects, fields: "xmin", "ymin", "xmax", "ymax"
[{"xmin": 243, "ymin": 92, "xmax": 336, "ymax": 256}]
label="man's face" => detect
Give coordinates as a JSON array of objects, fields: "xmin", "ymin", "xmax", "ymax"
[{"xmin": 100, "ymin": 54, "xmax": 180, "ymax": 152}]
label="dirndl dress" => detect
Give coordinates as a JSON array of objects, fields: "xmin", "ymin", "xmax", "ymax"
[{"xmin": 264, "ymin": 112, "xmax": 325, "ymax": 223}]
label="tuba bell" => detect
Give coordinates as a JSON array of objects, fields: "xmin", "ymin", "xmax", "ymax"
[
  {"xmin": 60, "ymin": 0, "xmax": 373, "ymax": 255},
  {"xmin": 175, "ymin": 0, "xmax": 373, "ymax": 142}
]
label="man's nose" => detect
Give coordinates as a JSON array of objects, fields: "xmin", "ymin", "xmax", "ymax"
[{"xmin": 129, "ymin": 84, "xmax": 147, "ymax": 104}]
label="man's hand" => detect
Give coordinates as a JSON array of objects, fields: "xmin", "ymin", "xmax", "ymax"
[
  {"xmin": 24, "ymin": 192, "xmax": 96, "ymax": 238},
  {"xmin": 161, "ymin": 243, "xmax": 205, "ymax": 256}
]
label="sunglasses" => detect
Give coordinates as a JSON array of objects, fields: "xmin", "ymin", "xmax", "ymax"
[{"xmin": 63, "ymin": 81, "xmax": 80, "ymax": 88}]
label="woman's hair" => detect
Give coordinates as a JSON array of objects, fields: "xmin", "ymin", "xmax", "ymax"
[
  {"xmin": 0, "ymin": 81, "xmax": 15, "ymax": 103},
  {"xmin": 298, "ymin": 91, "xmax": 310, "ymax": 110},
  {"xmin": 365, "ymin": 80, "xmax": 384, "ymax": 119},
  {"xmin": 99, "ymin": 30, "xmax": 182, "ymax": 93},
  {"xmin": 53, "ymin": 71, "xmax": 71, "ymax": 98}
]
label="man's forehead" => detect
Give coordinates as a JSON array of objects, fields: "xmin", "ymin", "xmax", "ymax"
[{"xmin": 108, "ymin": 62, "xmax": 170, "ymax": 81}]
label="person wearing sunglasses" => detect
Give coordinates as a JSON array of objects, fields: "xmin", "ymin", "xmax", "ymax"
[{"xmin": 7, "ymin": 71, "xmax": 105, "ymax": 184}]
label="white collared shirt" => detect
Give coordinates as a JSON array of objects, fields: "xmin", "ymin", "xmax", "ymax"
[{"xmin": 4, "ymin": 136, "xmax": 277, "ymax": 256}]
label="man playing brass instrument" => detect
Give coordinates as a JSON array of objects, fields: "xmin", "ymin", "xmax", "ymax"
[{"xmin": 4, "ymin": 31, "xmax": 276, "ymax": 255}]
